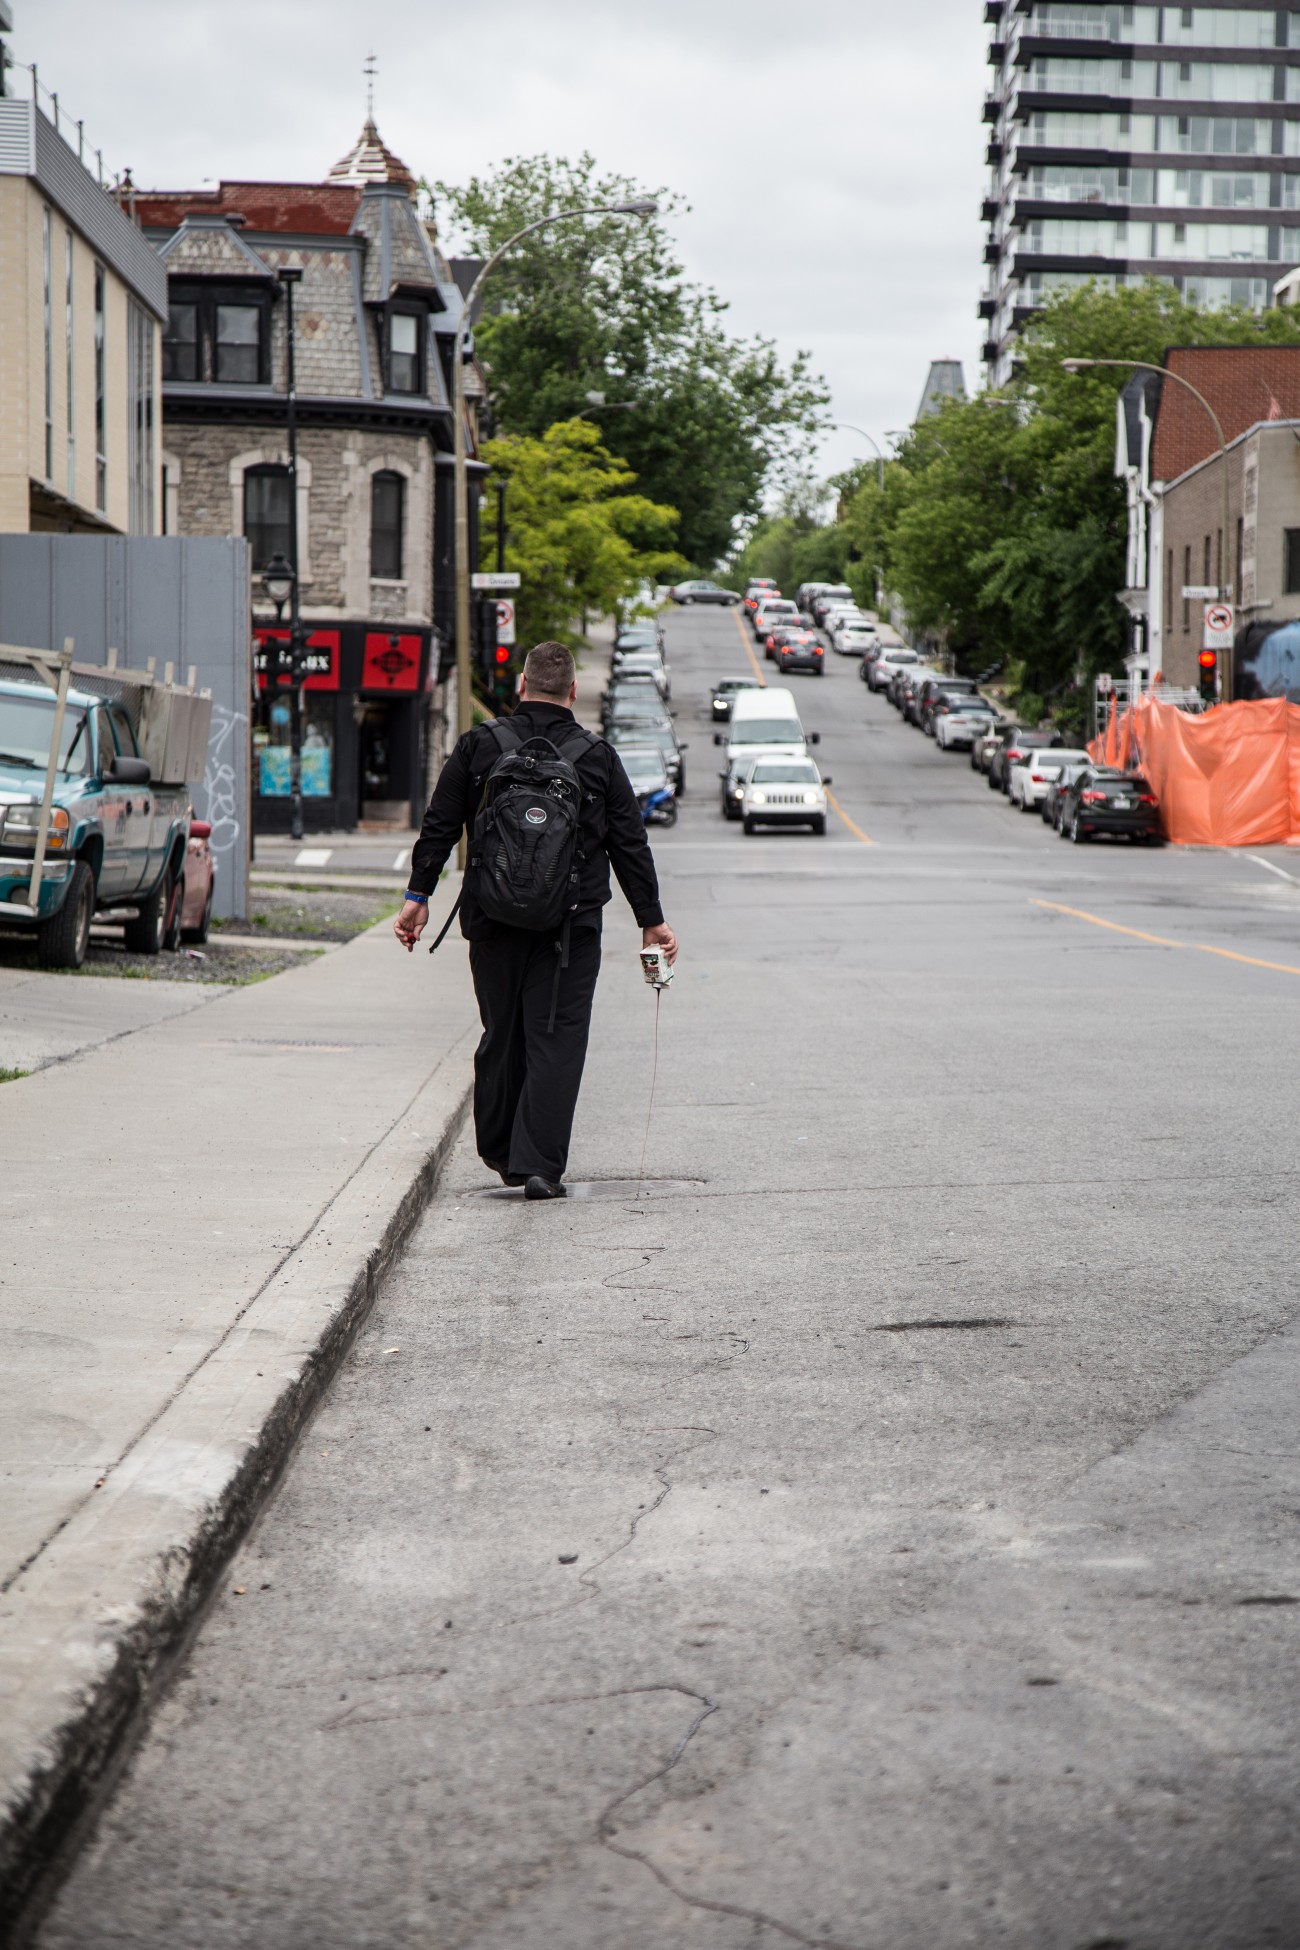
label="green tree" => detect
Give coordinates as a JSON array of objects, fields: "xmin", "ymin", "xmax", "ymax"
[
  {"xmin": 482, "ymin": 419, "xmax": 686, "ymax": 650},
  {"xmin": 432, "ymin": 153, "xmax": 828, "ymax": 566},
  {"xmin": 840, "ymin": 280, "xmax": 1300, "ymax": 717}
]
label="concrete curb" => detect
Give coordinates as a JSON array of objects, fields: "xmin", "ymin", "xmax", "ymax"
[{"xmin": 0, "ymin": 1039, "xmax": 473, "ymax": 1939}]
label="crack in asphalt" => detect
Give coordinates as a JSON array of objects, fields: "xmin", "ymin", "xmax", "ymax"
[{"xmin": 323, "ymin": 1678, "xmax": 863, "ymax": 1949}]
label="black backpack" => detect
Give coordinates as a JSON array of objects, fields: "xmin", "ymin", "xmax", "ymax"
[{"xmin": 428, "ymin": 717, "xmax": 596, "ymax": 1027}]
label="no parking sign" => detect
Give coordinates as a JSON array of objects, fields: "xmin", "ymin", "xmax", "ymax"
[
  {"xmin": 1203, "ymin": 601, "xmax": 1234, "ymax": 652},
  {"xmin": 496, "ymin": 599, "xmax": 516, "ymax": 646}
]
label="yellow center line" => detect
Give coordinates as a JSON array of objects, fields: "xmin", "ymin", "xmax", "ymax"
[
  {"xmin": 728, "ymin": 606, "xmax": 875, "ymax": 846},
  {"xmin": 1031, "ymin": 897, "xmax": 1300, "ymax": 977},
  {"xmin": 825, "ymin": 789, "xmax": 875, "ymax": 847},
  {"xmin": 731, "ymin": 604, "xmax": 767, "ymax": 686}
]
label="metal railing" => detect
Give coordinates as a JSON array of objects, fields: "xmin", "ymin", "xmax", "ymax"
[{"xmin": 13, "ymin": 63, "xmax": 107, "ymax": 186}]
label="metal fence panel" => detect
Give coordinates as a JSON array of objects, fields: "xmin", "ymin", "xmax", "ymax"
[{"xmin": 0, "ymin": 535, "xmax": 250, "ymax": 918}]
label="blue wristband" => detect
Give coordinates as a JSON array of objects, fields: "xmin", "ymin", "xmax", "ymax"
[{"xmin": 403, "ymin": 890, "xmax": 429, "ymax": 904}]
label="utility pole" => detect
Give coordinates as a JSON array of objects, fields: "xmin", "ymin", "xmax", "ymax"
[{"xmin": 278, "ymin": 266, "xmax": 306, "ymax": 840}]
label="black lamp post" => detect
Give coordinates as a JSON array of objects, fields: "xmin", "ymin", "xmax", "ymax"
[{"xmin": 272, "ymin": 264, "xmax": 306, "ymax": 838}]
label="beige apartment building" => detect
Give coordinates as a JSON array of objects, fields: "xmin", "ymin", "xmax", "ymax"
[{"xmin": 0, "ymin": 87, "xmax": 166, "ymax": 535}]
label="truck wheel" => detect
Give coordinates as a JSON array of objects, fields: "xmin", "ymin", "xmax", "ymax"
[
  {"xmin": 36, "ymin": 860, "xmax": 94, "ymax": 970},
  {"xmin": 124, "ymin": 872, "xmax": 171, "ymax": 955},
  {"xmin": 742, "ymin": 816, "xmax": 757, "ymax": 835}
]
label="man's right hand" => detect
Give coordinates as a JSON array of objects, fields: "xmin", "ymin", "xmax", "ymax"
[{"xmin": 394, "ymin": 900, "xmax": 429, "ymax": 952}]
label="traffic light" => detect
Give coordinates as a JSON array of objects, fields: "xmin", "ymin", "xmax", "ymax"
[
  {"xmin": 1198, "ymin": 647, "xmax": 1217, "ymax": 704},
  {"xmin": 492, "ymin": 643, "xmax": 516, "ymax": 710}
]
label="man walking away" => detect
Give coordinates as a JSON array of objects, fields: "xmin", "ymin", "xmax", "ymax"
[{"xmin": 393, "ymin": 641, "xmax": 678, "ymax": 1200}]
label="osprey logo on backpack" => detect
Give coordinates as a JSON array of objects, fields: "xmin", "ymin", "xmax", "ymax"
[{"xmin": 524, "ymin": 806, "xmax": 548, "ymax": 826}]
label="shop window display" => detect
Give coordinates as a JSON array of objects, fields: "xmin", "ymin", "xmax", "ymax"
[{"xmin": 253, "ymin": 692, "xmax": 334, "ymax": 797}]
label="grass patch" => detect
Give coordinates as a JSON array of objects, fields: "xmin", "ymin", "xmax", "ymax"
[{"xmin": 0, "ymin": 1064, "xmax": 30, "ymax": 1084}]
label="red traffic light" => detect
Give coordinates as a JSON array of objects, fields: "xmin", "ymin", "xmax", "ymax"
[
  {"xmin": 1198, "ymin": 649, "xmax": 1217, "ymax": 670},
  {"xmin": 494, "ymin": 646, "xmax": 510, "ymax": 665}
]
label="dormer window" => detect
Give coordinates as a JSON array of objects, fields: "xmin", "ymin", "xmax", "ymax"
[
  {"xmin": 387, "ymin": 309, "xmax": 421, "ymax": 393},
  {"xmin": 161, "ymin": 283, "xmax": 271, "ymax": 386}
]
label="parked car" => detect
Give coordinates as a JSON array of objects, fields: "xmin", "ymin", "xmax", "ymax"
[
  {"xmin": 810, "ymin": 586, "xmax": 854, "ymax": 625},
  {"xmin": 740, "ymin": 756, "xmax": 831, "ymax": 836},
  {"xmin": 1057, "ymin": 767, "xmax": 1163, "ymax": 844},
  {"xmin": 606, "ymin": 717, "xmax": 687, "ymax": 793},
  {"xmin": 711, "ymin": 676, "xmax": 762, "ymax": 722},
  {"xmin": 1008, "ymin": 747, "xmax": 1090, "ymax": 812},
  {"xmin": 668, "ymin": 579, "xmax": 739, "ymax": 605},
  {"xmin": 601, "ymin": 673, "xmax": 666, "ymax": 727},
  {"xmin": 934, "ymin": 699, "xmax": 998, "ymax": 751},
  {"xmin": 914, "ymin": 677, "xmax": 974, "ymax": 734},
  {"xmin": 867, "ymin": 646, "xmax": 919, "ymax": 692},
  {"xmin": 0, "ymin": 678, "xmax": 193, "ymax": 968},
  {"xmin": 1042, "ymin": 760, "xmax": 1091, "ymax": 828},
  {"xmin": 821, "ymin": 603, "xmax": 868, "ymax": 638},
  {"xmin": 830, "ymin": 619, "xmax": 878, "ymax": 656},
  {"xmin": 900, "ymin": 669, "xmax": 945, "ymax": 723},
  {"xmin": 609, "ymin": 651, "xmax": 669, "ymax": 699},
  {"xmin": 615, "ymin": 744, "xmax": 677, "ymax": 824},
  {"xmin": 970, "ymin": 720, "xmax": 1011, "ymax": 772},
  {"xmin": 988, "ymin": 727, "xmax": 1060, "ymax": 794},
  {"xmin": 178, "ymin": 817, "xmax": 215, "ymax": 943}
]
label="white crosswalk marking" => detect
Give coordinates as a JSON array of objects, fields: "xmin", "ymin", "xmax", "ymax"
[
  {"xmin": 294, "ymin": 848, "xmax": 333, "ymax": 866},
  {"xmin": 392, "ymin": 849, "xmax": 411, "ymax": 873}
]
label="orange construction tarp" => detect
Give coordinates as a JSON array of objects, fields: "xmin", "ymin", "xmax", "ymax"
[{"xmin": 1087, "ymin": 695, "xmax": 1300, "ymax": 846}]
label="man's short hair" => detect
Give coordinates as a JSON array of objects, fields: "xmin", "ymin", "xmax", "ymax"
[{"xmin": 523, "ymin": 641, "xmax": 575, "ymax": 699}]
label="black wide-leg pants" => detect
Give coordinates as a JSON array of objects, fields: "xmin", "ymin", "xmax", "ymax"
[{"xmin": 468, "ymin": 923, "xmax": 603, "ymax": 1182}]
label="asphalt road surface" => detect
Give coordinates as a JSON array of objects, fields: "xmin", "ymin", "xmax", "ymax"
[{"xmin": 40, "ymin": 609, "xmax": 1300, "ymax": 1948}]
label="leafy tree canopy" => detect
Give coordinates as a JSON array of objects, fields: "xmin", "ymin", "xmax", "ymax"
[
  {"xmin": 432, "ymin": 154, "xmax": 828, "ymax": 567},
  {"xmin": 481, "ymin": 419, "xmax": 686, "ymax": 651},
  {"xmin": 835, "ymin": 281, "xmax": 1300, "ymax": 723}
]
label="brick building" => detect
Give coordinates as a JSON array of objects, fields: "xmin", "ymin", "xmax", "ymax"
[
  {"xmin": 138, "ymin": 119, "xmax": 485, "ymax": 832},
  {"xmin": 1116, "ymin": 343, "xmax": 1300, "ymax": 694}
]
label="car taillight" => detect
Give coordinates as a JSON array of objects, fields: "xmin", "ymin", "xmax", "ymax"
[
  {"xmin": 1030, "ymin": 773, "xmax": 1046, "ymax": 784},
  {"xmin": 1081, "ymin": 790, "xmax": 1106, "ymax": 805},
  {"xmin": 1138, "ymin": 793, "xmax": 1157, "ymax": 805}
]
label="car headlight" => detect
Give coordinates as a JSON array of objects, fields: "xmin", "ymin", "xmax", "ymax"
[
  {"xmin": 750, "ymin": 790, "xmax": 768, "ymax": 806},
  {"xmin": 802, "ymin": 790, "xmax": 821, "ymax": 806},
  {"xmin": 0, "ymin": 804, "xmax": 70, "ymax": 849}
]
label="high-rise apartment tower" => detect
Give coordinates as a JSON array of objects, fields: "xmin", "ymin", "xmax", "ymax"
[{"xmin": 982, "ymin": 3, "xmax": 1300, "ymax": 382}]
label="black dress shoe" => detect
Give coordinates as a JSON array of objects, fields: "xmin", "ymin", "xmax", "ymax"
[
  {"xmin": 524, "ymin": 1175, "xmax": 567, "ymax": 1200},
  {"xmin": 486, "ymin": 1160, "xmax": 528, "ymax": 1187}
]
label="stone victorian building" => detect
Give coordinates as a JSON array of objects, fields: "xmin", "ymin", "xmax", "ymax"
[{"xmin": 136, "ymin": 119, "xmax": 484, "ymax": 832}]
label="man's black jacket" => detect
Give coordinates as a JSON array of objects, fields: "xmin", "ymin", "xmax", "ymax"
[{"xmin": 407, "ymin": 700, "xmax": 665, "ymax": 938}]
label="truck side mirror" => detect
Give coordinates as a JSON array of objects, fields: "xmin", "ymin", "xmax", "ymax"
[
  {"xmin": 808, "ymin": 732, "xmax": 821, "ymax": 746},
  {"xmin": 714, "ymin": 733, "xmax": 723, "ymax": 746},
  {"xmin": 108, "ymin": 755, "xmax": 151, "ymax": 785}
]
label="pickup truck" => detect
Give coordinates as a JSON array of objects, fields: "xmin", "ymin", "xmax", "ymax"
[{"xmin": 0, "ymin": 677, "xmax": 192, "ymax": 968}]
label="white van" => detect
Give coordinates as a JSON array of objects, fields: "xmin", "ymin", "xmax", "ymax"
[{"xmin": 716, "ymin": 686, "xmax": 819, "ymax": 820}]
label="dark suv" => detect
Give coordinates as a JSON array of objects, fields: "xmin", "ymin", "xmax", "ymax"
[{"xmin": 1058, "ymin": 768, "xmax": 1163, "ymax": 844}]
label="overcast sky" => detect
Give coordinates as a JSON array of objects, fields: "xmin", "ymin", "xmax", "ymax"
[{"xmin": 15, "ymin": 0, "xmax": 987, "ymax": 486}]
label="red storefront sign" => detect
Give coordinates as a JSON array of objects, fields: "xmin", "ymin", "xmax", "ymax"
[
  {"xmin": 254, "ymin": 628, "xmax": 341, "ymax": 691},
  {"xmin": 362, "ymin": 631, "xmax": 422, "ymax": 692}
]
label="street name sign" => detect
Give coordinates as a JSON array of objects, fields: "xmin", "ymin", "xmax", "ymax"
[
  {"xmin": 1203, "ymin": 601, "xmax": 1235, "ymax": 652},
  {"xmin": 1182, "ymin": 584, "xmax": 1220, "ymax": 600},
  {"xmin": 471, "ymin": 571, "xmax": 521, "ymax": 591}
]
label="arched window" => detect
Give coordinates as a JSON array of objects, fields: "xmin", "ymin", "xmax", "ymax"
[
  {"xmin": 370, "ymin": 470, "xmax": 405, "ymax": 579},
  {"xmin": 243, "ymin": 465, "xmax": 293, "ymax": 571}
]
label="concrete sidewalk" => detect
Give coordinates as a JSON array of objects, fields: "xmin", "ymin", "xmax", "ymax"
[{"xmin": 0, "ymin": 895, "xmax": 477, "ymax": 1931}]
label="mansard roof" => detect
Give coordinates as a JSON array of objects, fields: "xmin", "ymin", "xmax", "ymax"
[{"xmin": 137, "ymin": 182, "xmax": 363, "ymax": 237}]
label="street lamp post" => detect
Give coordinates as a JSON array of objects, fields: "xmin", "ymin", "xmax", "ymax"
[
  {"xmin": 826, "ymin": 421, "xmax": 886, "ymax": 489},
  {"xmin": 451, "ymin": 197, "xmax": 658, "ymax": 752},
  {"xmin": 1062, "ymin": 357, "xmax": 1233, "ymax": 701},
  {"xmin": 274, "ymin": 265, "xmax": 308, "ymax": 839}
]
